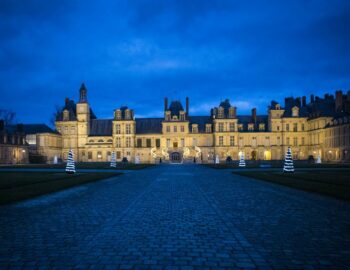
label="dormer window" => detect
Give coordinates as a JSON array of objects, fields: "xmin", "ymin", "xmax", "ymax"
[
  {"xmin": 218, "ymin": 107, "xmax": 224, "ymax": 118},
  {"xmin": 180, "ymin": 111, "xmax": 186, "ymax": 121},
  {"xmin": 238, "ymin": 124, "xmax": 243, "ymax": 131},
  {"xmin": 125, "ymin": 109, "xmax": 131, "ymax": 120},
  {"xmin": 205, "ymin": 124, "xmax": 212, "ymax": 133},
  {"xmin": 228, "ymin": 107, "xmax": 235, "ymax": 118},
  {"xmin": 259, "ymin": 123, "xmax": 265, "ymax": 131},
  {"xmin": 292, "ymin": 106, "xmax": 299, "ymax": 117},
  {"xmin": 172, "ymin": 115, "xmax": 178, "ymax": 120},
  {"xmin": 165, "ymin": 111, "xmax": 171, "ymax": 121},
  {"xmin": 248, "ymin": 123, "xmax": 254, "ymax": 131},
  {"xmin": 63, "ymin": 109, "xmax": 69, "ymax": 121},
  {"xmin": 115, "ymin": 110, "xmax": 122, "ymax": 120},
  {"xmin": 192, "ymin": 124, "xmax": 198, "ymax": 133}
]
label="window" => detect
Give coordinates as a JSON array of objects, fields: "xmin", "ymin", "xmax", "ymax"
[
  {"xmin": 146, "ymin": 139, "xmax": 151, "ymax": 147},
  {"xmin": 219, "ymin": 136, "xmax": 224, "ymax": 146},
  {"xmin": 293, "ymin": 137, "xmax": 298, "ymax": 146},
  {"xmin": 156, "ymin": 139, "xmax": 160, "ymax": 147},
  {"xmin": 97, "ymin": 151, "xmax": 102, "ymax": 159},
  {"xmin": 116, "ymin": 151, "xmax": 121, "ymax": 159},
  {"xmin": 265, "ymin": 136, "xmax": 270, "ymax": 146},
  {"xmin": 116, "ymin": 137, "xmax": 121, "ymax": 147},
  {"xmin": 166, "ymin": 139, "xmax": 170, "ymax": 147},
  {"xmin": 137, "ymin": 138, "xmax": 142, "ymax": 148},
  {"xmin": 230, "ymin": 136, "xmax": 235, "ymax": 146},
  {"xmin": 248, "ymin": 124, "xmax": 254, "ymax": 131},
  {"xmin": 259, "ymin": 124, "xmax": 265, "ymax": 131},
  {"xmin": 181, "ymin": 126, "xmax": 185, "ymax": 132},
  {"xmin": 277, "ymin": 136, "xmax": 281, "ymax": 145},
  {"xmin": 286, "ymin": 124, "xmax": 290, "ymax": 131},
  {"xmin": 166, "ymin": 126, "xmax": 170, "ymax": 132},
  {"xmin": 206, "ymin": 124, "xmax": 212, "ymax": 133},
  {"xmin": 116, "ymin": 124, "xmax": 121, "ymax": 134},
  {"xmin": 126, "ymin": 137, "xmax": 131, "ymax": 147},
  {"xmin": 88, "ymin": 152, "xmax": 92, "ymax": 159},
  {"xmin": 301, "ymin": 124, "xmax": 305, "ymax": 131},
  {"xmin": 301, "ymin": 137, "xmax": 305, "ymax": 145},
  {"xmin": 286, "ymin": 137, "xmax": 290, "ymax": 145},
  {"xmin": 126, "ymin": 124, "xmax": 131, "ymax": 134},
  {"xmin": 293, "ymin": 123, "xmax": 298, "ymax": 132},
  {"xmin": 218, "ymin": 108, "xmax": 224, "ymax": 118},
  {"xmin": 238, "ymin": 124, "xmax": 243, "ymax": 131},
  {"xmin": 192, "ymin": 125, "xmax": 198, "ymax": 133},
  {"xmin": 252, "ymin": 137, "xmax": 257, "ymax": 147},
  {"xmin": 277, "ymin": 126, "xmax": 280, "ymax": 131},
  {"xmin": 218, "ymin": 123, "xmax": 224, "ymax": 132},
  {"xmin": 229, "ymin": 123, "xmax": 235, "ymax": 132},
  {"xmin": 174, "ymin": 126, "xmax": 177, "ymax": 132},
  {"xmin": 181, "ymin": 138, "xmax": 185, "ymax": 147}
]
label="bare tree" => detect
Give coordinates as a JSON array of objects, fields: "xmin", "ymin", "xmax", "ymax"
[
  {"xmin": 0, "ymin": 109, "xmax": 16, "ymax": 125},
  {"xmin": 49, "ymin": 105, "xmax": 62, "ymax": 128}
]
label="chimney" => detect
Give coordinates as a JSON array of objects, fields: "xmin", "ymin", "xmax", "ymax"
[
  {"xmin": 234, "ymin": 106, "xmax": 237, "ymax": 117},
  {"xmin": 310, "ymin": 94, "xmax": 315, "ymax": 103},
  {"xmin": 335, "ymin": 90, "xmax": 343, "ymax": 112},
  {"xmin": 65, "ymin": 97, "xmax": 69, "ymax": 105},
  {"xmin": 186, "ymin": 97, "xmax": 189, "ymax": 115},
  {"xmin": 0, "ymin": 120, "xmax": 4, "ymax": 131},
  {"xmin": 296, "ymin": 97, "xmax": 301, "ymax": 107},
  {"xmin": 79, "ymin": 83, "xmax": 87, "ymax": 103},
  {"xmin": 252, "ymin": 108, "xmax": 257, "ymax": 123},
  {"xmin": 302, "ymin": 96, "xmax": 306, "ymax": 107},
  {"xmin": 164, "ymin": 97, "xmax": 168, "ymax": 111}
]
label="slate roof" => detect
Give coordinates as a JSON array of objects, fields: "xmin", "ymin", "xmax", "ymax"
[
  {"xmin": 237, "ymin": 115, "xmax": 268, "ymax": 131},
  {"xmin": 89, "ymin": 119, "xmax": 112, "ymax": 136},
  {"xmin": 56, "ymin": 99, "xmax": 96, "ymax": 121},
  {"xmin": 135, "ymin": 118, "xmax": 163, "ymax": 134},
  {"xmin": 4, "ymin": 124, "xmax": 57, "ymax": 135},
  {"xmin": 189, "ymin": 116, "xmax": 212, "ymax": 132},
  {"xmin": 168, "ymin": 101, "xmax": 184, "ymax": 117}
]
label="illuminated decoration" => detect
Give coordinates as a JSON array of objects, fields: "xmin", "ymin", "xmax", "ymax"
[
  {"xmin": 215, "ymin": 155, "xmax": 220, "ymax": 164},
  {"xmin": 183, "ymin": 147, "xmax": 190, "ymax": 158},
  {"xmin": 162, "ymin": 147, "xmax": 169, "ymax": 159},
  {"xmin": 65, "ymin": 149, "xmax": 76, "ymax": 174},
  {"xmin": 110, "ymin": 151, "xmax": 116, "ymax": 167},
  {"xmin": 239, "ymin": 152, "xmax": 246, "ymax": 167},
  {"xmin": 283, "ymin": 147, "xmax": 294, "ymax": 173},
  {"xmin": 316, "ymin": 154, "xmax": 322, "ymax": 164},
  {"xmin": 135, "ymin": 155, "xmax": 140, "ymax": 164},
  {"xmin": 53, "ymin": 155, "xmax": 58, "ymax": 164},
  {"xmin": 195, "ymin": 146, "xmax": 201, "ymax": 158},
  {"xmin": 150, "ymin": 147, "xmax": 157, "ymax": 158}
]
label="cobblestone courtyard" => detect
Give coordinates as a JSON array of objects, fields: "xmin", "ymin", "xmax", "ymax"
[{"xmin": 1, "ymin": 165, "xmax": 350, "ymax": 269}]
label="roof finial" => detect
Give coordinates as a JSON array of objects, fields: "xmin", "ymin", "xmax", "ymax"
[{"xmin": 79, "ymin": 82, "xmax": 87, "ymax": 102}]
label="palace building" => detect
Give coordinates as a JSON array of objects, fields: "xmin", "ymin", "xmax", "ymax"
[{"xmin": 1, "ymin": 83, "xmax": 349, "ymax": 164}]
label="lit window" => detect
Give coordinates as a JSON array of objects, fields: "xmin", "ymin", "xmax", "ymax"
[
  {"xmin": 218, "ymin": 123, "xmax": 224, "ymax": 132},
  {"xmin": 116, "ymin": 124, "xmax": 121, "ymax": 134},
  {"xmin": 229, "ymin": 123, "xmax": 235, "ymax": 132},
  {"xmin": 166, "ymin": 126, "xmax": 170, "ymax": 132},
  {"xmin": 126, "ymin": 124, "xmax": 131, "ymax": 134},
  {"xmin": 219, "ymin": 136, "xmax": 224, "ymax": 146},
  {"xmin": 230, "ymin": 136, "xmax": 234, "ymax": 146}
]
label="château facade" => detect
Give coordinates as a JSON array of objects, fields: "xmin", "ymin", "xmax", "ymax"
[{"xmin": 46, "ymin": 83, "xmax": 350, "ymax": 164}]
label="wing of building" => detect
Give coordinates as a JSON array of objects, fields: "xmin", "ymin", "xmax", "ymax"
[{"xmin": 1, "ymin": 83, "xmax": 350, "ymax": 164}]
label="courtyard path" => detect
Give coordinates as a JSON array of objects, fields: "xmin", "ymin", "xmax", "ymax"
[{"xmin": 0, "ymin": 165, "xmax": 349, "ymax": 269}]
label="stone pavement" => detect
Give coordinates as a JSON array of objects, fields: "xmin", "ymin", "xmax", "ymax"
[{"xmin": 0, "ymin": 165, "xmax": 349, "ymax": 269}]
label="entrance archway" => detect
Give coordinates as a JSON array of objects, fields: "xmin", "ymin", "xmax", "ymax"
[
  {"xmin": 170, "ymin": 152, "xmax": 182, "ymax": 163},
  {"xmin": 251, "ymin": 151, "xmax": 257, "ymax": 160},
  {"xmin": 264, "ymin": 150, "xmax": 271, "ymax": 160}
]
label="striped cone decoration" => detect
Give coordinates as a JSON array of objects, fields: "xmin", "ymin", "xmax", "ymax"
[
  {"xmin": 238, "ymin": 152, "xmax": 246, "ymax": 167},
  {"xmin": 65, "ymin": 149, "xmax": 76, "ymax": 174},
  {"xmin": 110, "ymin": 151, "xmax": 117, "ymax": 167},
  {"xmin": 283, "ymin": 147, "xmax": 294, "ymax": 173}
]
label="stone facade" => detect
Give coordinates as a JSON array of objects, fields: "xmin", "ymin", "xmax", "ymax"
[{"xmin": 51, "ymin": 84, "xmax": 350, "ymax": 163}]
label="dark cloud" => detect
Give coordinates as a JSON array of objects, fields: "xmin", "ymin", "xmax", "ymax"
[{"xmin": 0, "ymin": 0, "xmax": 350, "ymax": 124}]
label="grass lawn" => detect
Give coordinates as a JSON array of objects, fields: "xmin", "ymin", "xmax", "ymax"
[
  {"xmin": 0, "ymin": 172, "xmax": 121, "ymax": 205},
  {"xmin": 234, "ymin": 170, "xmax": 350, "ymax": 201},
  {"xmin": 0, "ymin": 162, "xmax": 154, "ymax": 170}
]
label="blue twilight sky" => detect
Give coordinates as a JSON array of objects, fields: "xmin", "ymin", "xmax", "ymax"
[{"xmin": 1, "ymin": 0, "xmax": 350, "ymax": 125}]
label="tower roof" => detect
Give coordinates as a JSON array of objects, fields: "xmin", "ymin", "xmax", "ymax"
[{"xmin": 169, "ymin": 100, "xmax": 184, "ymax": 116}]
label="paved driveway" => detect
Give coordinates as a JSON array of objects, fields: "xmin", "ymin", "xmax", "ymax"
[{"xmin": 0, "ymin": 165, "xmax": 349, "ymax": 269}]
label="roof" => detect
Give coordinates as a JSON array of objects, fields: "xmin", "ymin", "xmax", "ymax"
[
  {"xmin": 169, "ymin": 101, "xmax": 184, "ymax": 117},
  {"xmin": 237, "ymin": 115, "xmax": 268, "ymax": 131},
  {"xmin": 136, "ymin": 118, "xmax": 163, "ymax": 134},
  {"xmin": 189, "ymin": 116, "xmax": 212, "ymax": 132},
  {"xmin": 89, "ymin": 119, "xmax": 112, "ymax": 136},
  {"xmin": 4, "ymin": 124, "xmax": 57, "ymax": 135}
]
